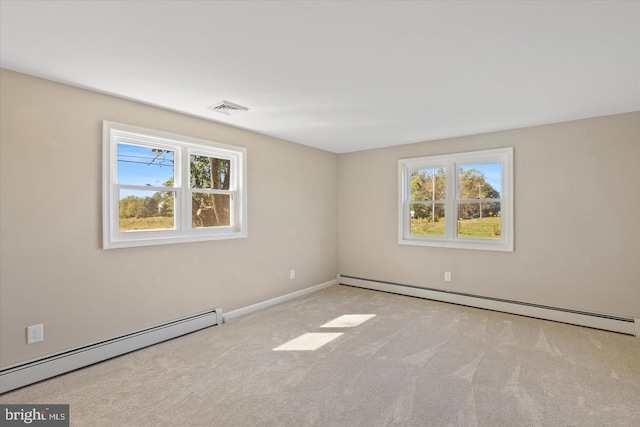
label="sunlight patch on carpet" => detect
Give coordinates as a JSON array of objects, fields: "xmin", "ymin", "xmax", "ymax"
[
  {"xmin": 273, "ymin": 333, "xmax": 343, "ymax": 351},
  {"xmin": 321, "ymin": 314, "xmax": 376, "ymax": 328}
]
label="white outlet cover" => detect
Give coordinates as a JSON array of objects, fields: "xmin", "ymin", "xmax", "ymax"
[{"xmin": 27, "ymin": 324, "xmax": 44, "ymax": 344}]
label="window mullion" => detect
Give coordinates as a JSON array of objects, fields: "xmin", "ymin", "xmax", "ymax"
[
  {"xmin": 118, "ymin": 184, "xmax": 174, "ymax": 192},
  {"xmin": 192, "ymin": 189, "xmax": 234, "ymax": 195},
  {"xmin": 180, "ymin": 146, "xmax": 190, "ymax": 231},
  {"xmin": 446, "ymin": 161, "xmax": 456, "ymax": 239}
]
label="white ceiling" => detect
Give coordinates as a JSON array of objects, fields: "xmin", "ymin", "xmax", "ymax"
[{"xmin": 1, "ymin": 1, "xmax": 638, "ymax": 153}]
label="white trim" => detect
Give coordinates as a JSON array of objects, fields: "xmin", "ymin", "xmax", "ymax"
[
  {"xmin": 103, "ymin": 121, "xmax": 248, "ymax": 249},
  {"xmin": 338, "ymin": 275, "xmax": 638, "ymax": 337},
  {"xmin": 224, "ymin": 280, "xmax": 337, "ymax": 322},
  {"xmin": 0, "ymin": 310, "xmax": 220, "ymax": 394},
  {"xmin": 398, "ymin": 147, "xmax": 513, "ymax": 252}
]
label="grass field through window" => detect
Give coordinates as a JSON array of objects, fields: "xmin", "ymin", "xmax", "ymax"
[
  {"xmin": 410, "ymin": 216, "xmax": 501, "ymax": 238},
  {"xmin": 120, "ymin": 216, "xmax": 174, "ymax": 231}
]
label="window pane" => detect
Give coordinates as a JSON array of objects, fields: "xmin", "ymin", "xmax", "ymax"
[
  {"xmin": 192, "ymin": 193, "xmax": 231, "ymax": 227},
  {"xmin": 457, "ymin": 162, "xmax": 501, "ymax": 199},
  {"xmin": 191, "ymin": 155, "xmax": 231, "ymax": 190},
  {"xmin": 409, "ymin": 203, "xmax": 445, "ymax": 236},
  {"xmin": 119, "ymin": 189, "xmax": 175, "ymax": 231},
  {"xmin": 409, "ymin": 167, "xmax": 445, "ymax": 201},
  {"xmin": 457, "ymin": 202, "xmax": 501, "ymax": 238},
  {"xmin": 117, "ymin": 143, "xmax": 174, "ymax": 186}
]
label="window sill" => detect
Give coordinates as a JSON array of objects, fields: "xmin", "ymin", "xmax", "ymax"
[
  {"xmin": 104, "ymin": 230, "xmax": 248, "ymax": 249},
  {"xmin": 399, "ymin": 236, "xmax": 513, "ymax": 252}
]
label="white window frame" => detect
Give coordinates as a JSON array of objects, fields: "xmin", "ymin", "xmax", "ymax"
[
  {"xmin": 398, "ymin": 147, "xmax": 513, "ymax": 252},
  {"xmin": 103, "ymin": 121, "xmax": 247, "ymax": 249}
]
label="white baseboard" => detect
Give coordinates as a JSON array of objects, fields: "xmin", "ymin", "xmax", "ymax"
[
  {"xmin": 0, "ymin": 309, "xmax": 220, "ymax": 394},
  {"xmin": 338, "ymin": 275, "xmax": 638, "ymax": 337},
  {"xmin": 224, "ymin": 279, "xmax": 337, "ymax": 321}
]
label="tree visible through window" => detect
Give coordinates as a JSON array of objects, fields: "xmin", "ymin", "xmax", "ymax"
[
  {"xmin": 456, "ymin": 163, "xmax": 502, "ymax": 239},
  {"xmin": 399, "ymin": 148, "xmax": 513, "ymax": 251},
  {"xmin": 117, "ymin": 144, "xmax": 175, "ymax": 231},
  {"xmin": 190, "ymin": 154, "xmax": 232, "ymax": 228},
  {"xmin": 103, "ymin": 122, "xmax": 247, "ymax": 249},
  {"xmin": 409, "ymin": 167, "xmax": 446, "ymax": 236}
]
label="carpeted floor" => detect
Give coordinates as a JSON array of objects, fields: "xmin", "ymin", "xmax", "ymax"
[{"xmin": 2, "ymin": 284, "xmax": 639, "ymax": 426}]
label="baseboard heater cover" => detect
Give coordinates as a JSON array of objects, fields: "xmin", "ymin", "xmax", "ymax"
[
  {"xmin": 0, "ymin": 308, "xmax": 222, "ymax": 394},
  {"xmin": 338, "ymin": 275, "xmax": 639, "ymax": 337}
]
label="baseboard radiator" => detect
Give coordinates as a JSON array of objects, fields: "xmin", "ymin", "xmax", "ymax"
[
  {"xmin": 0, "ymin": 308, "xmax": 223, "ymax": 394},
  {"xmin": 338, "ymin": 275, "xmax": 639, "ymax": 337}
]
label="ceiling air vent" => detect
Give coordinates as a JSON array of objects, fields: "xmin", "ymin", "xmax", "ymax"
[{"xmin": 207, "ymin": 100, "xmax": 249, "ymax": 116}]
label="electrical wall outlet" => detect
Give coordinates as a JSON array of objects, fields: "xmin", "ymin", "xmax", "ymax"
[
  {"xmin": 289, "ymin": 269, "xmax": 296, "ymax": 280},
  {"xmin": 27, "ymin": 324, "xmax": 44, "ymax": 344},
  {"xmin": 444, "ymin": 271, "xmax": 452, "ymax": 282}
]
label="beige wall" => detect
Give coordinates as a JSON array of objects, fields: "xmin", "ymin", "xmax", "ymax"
[
  {"xmin": 0, "ymin": 69, "xmax": 338, "ymax": 367},
  {"xmin": 338, "ymin": 112, "xmax": 640, "ymax": 319},
  {"xmin": 2, "ymin": 68, "xmax": 638, "ymax": 369}
]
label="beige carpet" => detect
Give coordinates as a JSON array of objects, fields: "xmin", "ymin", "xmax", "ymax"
[{"xmin": 2, "ymin": 285, "xmax": 639, "ymax": 426}]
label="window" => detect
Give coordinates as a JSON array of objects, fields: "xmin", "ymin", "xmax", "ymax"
[
  {"xmin": 103, "ymin": 121, "xmax": 247, "ymax": 249},
  {"xmin": 398, "ymin": 147, "xmax": 513, "ymax": 251}
]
